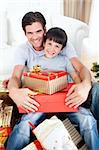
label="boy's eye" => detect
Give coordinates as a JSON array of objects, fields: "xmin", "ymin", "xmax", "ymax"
[
  {"xmin": 56, "ymin": 45, "xmax": 59, "ymax": 48},
  {"xmin": 48, "ymin": 42, "xmax": 52, "ymax": 45}
]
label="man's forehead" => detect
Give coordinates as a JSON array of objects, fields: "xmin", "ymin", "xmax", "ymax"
[{"xmin": 25, "ymin": 22, "xmax": 44, "ymax": 32}]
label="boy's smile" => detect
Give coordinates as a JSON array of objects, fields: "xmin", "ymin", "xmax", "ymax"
[{"xmin": 44, "ymin": 39, "xmax": 62, "ymax": 58}]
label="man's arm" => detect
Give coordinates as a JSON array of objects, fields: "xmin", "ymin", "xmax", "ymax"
[
  {"xmin": 65, "ymin": 57, "xmax": 92, "ymax": 108},
  {"xmin": 8, "ymin": 65, "xmax": 40, "ymax": 112},
  {"xmin": 71, "ymin": 57, "xmax": 92, "ymax": 85}
]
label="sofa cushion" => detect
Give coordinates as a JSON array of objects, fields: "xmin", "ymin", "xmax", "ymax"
[{"xmin": 0, "ymin": 11, "xmax": 8, "ymax": 48}]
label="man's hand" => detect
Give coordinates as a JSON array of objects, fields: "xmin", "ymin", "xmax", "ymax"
[
  {"xmin": 2, "ymin": 79, "xmax": 9, "ymax": 88},
  {"xmin": 9, "ymin": 88, "xmax": 40, "ymax": 112},
  {"xmin": 65, "ymin": 83, "xmax": 91, "ymax": 108}
]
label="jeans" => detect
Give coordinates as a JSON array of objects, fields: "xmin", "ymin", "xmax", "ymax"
[
  {"xmin": 66, "ymin": 107, "xmax": 99, "ymax": 150},
  {"xmin": 90, "ymin": 82, "xmax": 99, "ymax": 126},
  {"xmin": 6, "ymin": 112, "xmax": 46, "ymax": 150},
  {"xmin": 6, "ymin": 82, "xmax": 99, "ymax": 150}
]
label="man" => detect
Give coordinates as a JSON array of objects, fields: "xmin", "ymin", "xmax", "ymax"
[{"xmin": 6, "ymin": 12, "xmax": 99, "ymax": 150}]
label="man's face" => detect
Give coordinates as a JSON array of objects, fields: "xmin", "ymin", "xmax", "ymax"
[
  {"xmin": 44, "ymin": 39, "xmax": 62, "ymax": 58},
  {"xmin": 25, "ymin": 22, "xmax": 45, "ymax": 51}
]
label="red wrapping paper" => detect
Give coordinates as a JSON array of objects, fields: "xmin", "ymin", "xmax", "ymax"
[{"xmin": 19, "ymin": 83, "xmax": 78, "ymax": 113}]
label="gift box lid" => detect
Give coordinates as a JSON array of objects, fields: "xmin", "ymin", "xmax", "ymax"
[{"xmin": 23, "ymin": 70, "xmax": 68, "ymax": 81}]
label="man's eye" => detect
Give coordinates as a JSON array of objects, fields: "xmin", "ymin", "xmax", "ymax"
[{"xmin": 27, "ymin": 32, "xmax": 33, "ymax": 35}]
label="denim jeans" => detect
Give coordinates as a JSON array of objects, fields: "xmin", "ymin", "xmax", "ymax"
[
  {"xmin": 6, "ymin": 112, "xmax": 46, "ymax": 150},
  {"xmin": 90, "ymin": 82, "xmax": 99, "ymax": 125},
  {"xmin": 66, "ymin": 107, "xmax": 99, "ymax": 150},
  {"xmin": 6, "ymin": 83, "xmax": 99, "ymax": 150}
]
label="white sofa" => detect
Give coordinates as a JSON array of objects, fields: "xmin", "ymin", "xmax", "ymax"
[{"xmin": 0, "ymin": 12, "xmax": 89, "ymax": 80}]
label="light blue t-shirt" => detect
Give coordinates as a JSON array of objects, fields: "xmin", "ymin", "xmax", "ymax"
[
  {"xmin": 13, "ymin": 40, "xmax": 77, "ymax": 71},
  {"xmin": 31, "ymin": 55, "xmax": 75, "ymax": 74}
]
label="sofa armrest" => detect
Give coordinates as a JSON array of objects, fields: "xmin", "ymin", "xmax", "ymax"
[
  {"xmin": 0, "ymin": 46, "xmax": 16, "ymax": 78},
  {"xmin": 51, "ymin": 15, "xmax": 89, "ymax": 57}
]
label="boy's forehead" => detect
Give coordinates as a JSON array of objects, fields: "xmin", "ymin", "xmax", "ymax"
[{"xmin": 46, "ymin": 39, "xmax": 62, "ymax": 45}]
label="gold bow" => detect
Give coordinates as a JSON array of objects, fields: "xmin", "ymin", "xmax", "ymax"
[{"xmin": 32, "ymin": 65, "xmax": 42, "ymax": 73}]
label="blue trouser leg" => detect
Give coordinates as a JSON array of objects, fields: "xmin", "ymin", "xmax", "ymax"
[
  {"xmin": 90, "ymin": 82, "xmax": 99, "ymax": 125},
  {"xmin": 6, "ymin": 112, "xmax": 46, "ymax": 150},
  {"xmin": 66, "ymin": 107, "xmax": 99, "ymax": 150}
]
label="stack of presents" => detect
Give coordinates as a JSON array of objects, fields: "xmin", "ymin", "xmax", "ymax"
[
  {"xmin": 0, "ymin": 66, "xmax": 88, "ymax": 149},
  {"xmin": 0, "ymin": 100, "xmax": 13, "ymax": 150},
  {"xmin": 19, "ymin": 65, "xmax": 77, "ymax": 113},
  {"xmin": 19, "ymin": 65, "xmax": 88, "ymax": 149}
]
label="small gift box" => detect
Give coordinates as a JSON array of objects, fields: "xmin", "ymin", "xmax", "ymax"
[
  {"xmin": 19, "ymin": 83, "xmax": 78, "ymax": 113},
  {"xmin": 0, "ymin": 103, "xmax": 13, "ymax": 128},
  {"xmin": 23, "ymin": 69, "xmax": 68, "ymax": 95},
  {"xmin": 0, "ymin": 127, "xmax": 12, "ymax": 150}
]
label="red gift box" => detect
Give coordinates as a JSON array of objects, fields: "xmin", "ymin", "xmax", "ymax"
[
  {"xmin": 23, "ymin": 70, "xmax": 68, "ymax": 94},
  {"xmin": 19, "ymin": 83, "xmax": 78, "ymax": 113}
]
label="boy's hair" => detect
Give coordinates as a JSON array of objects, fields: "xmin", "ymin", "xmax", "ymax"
[
  {"xmin": 22, "ymin": 11, "xmax": 46, "ymax": 34},
  {"xmin": 44, "ymin": 27, "xmax": 68, "ymax": 49}
]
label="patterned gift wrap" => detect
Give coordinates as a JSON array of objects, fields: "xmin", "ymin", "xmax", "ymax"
[
  {"xmin": 0, "ymin": 101, "xmax": 12, "ymax": 149},
  {"xmin": 23, "ymin": 70, "xmax": 68, "ymax": 94},
  {"xmin": 0, "ymin": 127, "xmax": 12, "ymax": 150},
  {"xmin": 0, "ymin": 101, "xmax": 13, "ymax": 127}
]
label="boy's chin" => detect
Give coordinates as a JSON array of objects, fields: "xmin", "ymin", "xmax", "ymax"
[
  {"xmin": 46, "ymin": 54, "xmax": 57, "ymax": 58},
  {"xmin": 46, "ymin": 55, "xmax": 55, "ymax": 58}
]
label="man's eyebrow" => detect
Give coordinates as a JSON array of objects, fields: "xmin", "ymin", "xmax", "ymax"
[
  {"xmin": 27, "ymin": 31, "xmax": 33, "ymax": 34},
  {"xmin": 36, "ymin": 29, "xmax": 42, "ymax": 32}
]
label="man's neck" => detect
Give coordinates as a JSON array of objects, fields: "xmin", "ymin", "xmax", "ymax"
[{"xmin": 34, "ymin": 46, "xmax": 44, "ymax": 51}]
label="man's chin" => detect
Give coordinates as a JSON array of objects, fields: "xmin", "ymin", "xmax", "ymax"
[{"xmin": 33, "ymin": 46, "xmax": 43, "ymax": 51}]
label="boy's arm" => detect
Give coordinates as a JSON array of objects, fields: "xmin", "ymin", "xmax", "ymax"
[{"xmin": 8, "ymin": 65, "xmax": 40, "ymax": 112}]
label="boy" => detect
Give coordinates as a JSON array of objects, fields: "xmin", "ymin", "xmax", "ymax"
[{"xmin": 32, "ymin": 27, "xmax": 81, "ymax": 84}]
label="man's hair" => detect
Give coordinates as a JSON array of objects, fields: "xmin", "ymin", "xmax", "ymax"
[
  {"xmin": 44, "ymin": 27, "xmax": 67, "ymax": 49},
  {"xmin": 22, "ymin": 11, "xmax": 46, "ymax": 33}
]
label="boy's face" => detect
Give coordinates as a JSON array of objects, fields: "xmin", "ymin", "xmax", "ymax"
[
  {"xmin": 44, "ymin": 39, "xmax": 62, "ymax": 58},
  {"xmin": 25, "ymin": 22, "xmax": 46, "ymax": 51}
]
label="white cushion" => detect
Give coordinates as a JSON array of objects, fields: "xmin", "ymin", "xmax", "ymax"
[
  {"xmin": 0, "ymin": 11, "xmax": 7, "ymax": 48},
  {"xmin": 51, "ymin": 15, "xmax": 89, "ymax": 57}
]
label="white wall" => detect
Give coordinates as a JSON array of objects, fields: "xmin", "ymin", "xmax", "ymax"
[
  {"xmin": 81, "ymin": 0, "xmax": 99, "ymax": 68},
  {"xmin": 0, "ymin": 0, "xmax": 64, "ymax": 46},
  {"xmin": 89, "ymin": 0, "xmax": 99, "ymax": 59}
]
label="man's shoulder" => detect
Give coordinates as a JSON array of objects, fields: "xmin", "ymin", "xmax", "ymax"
[{"xmin": 16, "ymin": 41, "xmax": 29, "ymax": 49}]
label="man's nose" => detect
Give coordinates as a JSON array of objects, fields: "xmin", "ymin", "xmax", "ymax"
[{"xmin": 32, "ymin": 33, "xmax": 38, "ymax": 40}]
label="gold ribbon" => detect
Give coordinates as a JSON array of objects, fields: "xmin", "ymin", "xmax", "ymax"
[{"xmin": 32, "ymin": 65, "xmax": 42, "ymax": 73}]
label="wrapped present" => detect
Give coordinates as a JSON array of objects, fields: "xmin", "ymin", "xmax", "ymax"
[
  {"xmin": 23, "ymin": 69, "xmax": 68, "ymax": 95},
  {"xmin": 0, "ymin": 127, "xmax": 12, "ymax": 150},
  {"xmin": 0, "ymin": 101, "xmax": 13, "ymax": 127},
  {"xmin": 19, "ymin": 83, "xmax": 78, "ymax": 113},
  {"xmin": 22, "ymin": 116, "xmax": 78, "ymax": 150}
]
